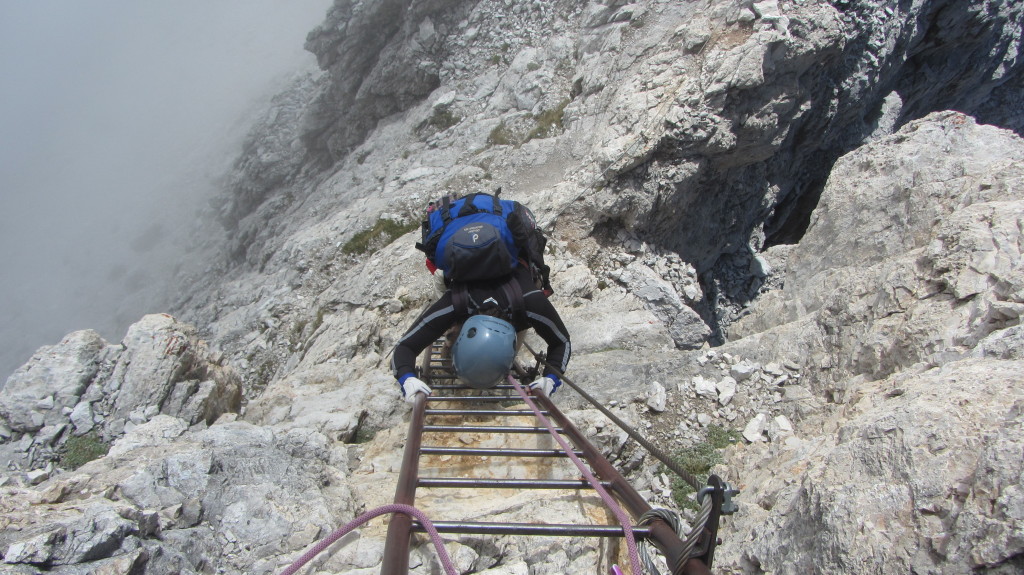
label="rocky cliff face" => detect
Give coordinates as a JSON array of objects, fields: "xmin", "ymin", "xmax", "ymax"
[
  {"xmin": 715, "ymin": 111, "xmax": 1024, "ymax": 574},
  {"xmin": 2, "ymin": 1, "xmax": 1023, "ymax": 574}
]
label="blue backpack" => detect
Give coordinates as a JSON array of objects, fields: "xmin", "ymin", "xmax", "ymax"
[{"xmin": 416, "ymin": 192, "xmax": 550, "ymax": 289}]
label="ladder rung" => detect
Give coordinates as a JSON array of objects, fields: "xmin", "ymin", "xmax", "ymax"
[
  {"xmin": 427, "ymin": 396, "xmax": 520, "ymax": 403},
  {"xmin": 423, "ymin": 425, "xmax": 562, "ymax": 434},
  {"xmin": 421, "ymin": 447, "xmax": 582, "ymax": 457},
  {"xmin": 418, "ymin": 478, "xmax": 606, "ymax": 490},
  {"xmin": 426, "ymin": 409, "xmax": 547, "ymax": 416},
  {"xmin": 411, "ymin": 521, "xmax": 652, "ymax": 538},
  {"xmin": 429, "ymin": 384, "xmax": 516, "ymax": 390}
]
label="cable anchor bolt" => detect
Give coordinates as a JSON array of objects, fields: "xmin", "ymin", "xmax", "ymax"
[{"xmin": 696, "ymin": 482, "xmax": 741, "ymax": 515}]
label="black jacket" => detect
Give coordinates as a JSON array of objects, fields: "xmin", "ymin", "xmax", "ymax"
[{"xmin": 391, "ymin": 265, "xmax": 570, "ymax": 380}]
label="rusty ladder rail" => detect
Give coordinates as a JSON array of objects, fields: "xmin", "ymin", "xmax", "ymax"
[{"xmin": 381, "ymin": 340, "xmax": 715, "ymax": 575}]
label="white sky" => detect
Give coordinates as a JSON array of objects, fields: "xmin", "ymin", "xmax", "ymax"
[{"xmin": 0, "ymin": 0, "xmax": 333, "ymax": 378}]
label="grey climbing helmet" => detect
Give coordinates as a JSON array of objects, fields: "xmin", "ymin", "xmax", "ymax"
[{"xmin": 452, "ymin": 314, "xmax": 517, "ymax": 389}]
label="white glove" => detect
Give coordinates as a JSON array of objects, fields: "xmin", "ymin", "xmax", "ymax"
[
  {"xmin": 529, "ymin": 376, "xmax": 556, "ymax": 397},
  {"xmin": 402, "ymin": 376, "xmax": 432, "ymax": 403}
]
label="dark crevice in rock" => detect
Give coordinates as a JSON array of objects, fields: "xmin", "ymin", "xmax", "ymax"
[
  {"xmin": 896, "ymin": 1, "xmax": 1024, "ymax": 135},
  {"xmin": 763, "ymin": 155, "xmax": 832, "ymax": 248},
  {"xmin": 768, "ymin": 1, "xmax": 1024, "ymax": 248},
  {"xmin": 614, "ymin": 0, "xmax": 1024, "ymax": 343}
]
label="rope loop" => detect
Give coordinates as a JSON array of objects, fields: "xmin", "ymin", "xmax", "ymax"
[
  {"xmin": 637, "ymin": 508, "xmax": 685, "ymax": 574},
  {"xmin": 278, "ymin": 503, "xmax": 458, "ymax": 575}
]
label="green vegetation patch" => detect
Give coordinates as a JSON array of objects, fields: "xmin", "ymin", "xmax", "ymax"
[
  {"xmin": 707, "ymin": 423, "xmax": 743, "ymax": 448},
  {"xmin": 487, "ymin": 121, "xmax": 516, "ymax": 147},
  {"xmin": 666, "ymin": 424, "xmax": 741, "ymax": 510},
  {"xmin": 486, "ymin": 97, "xmax": 571, "ymax": 149},
  {"xmin": 290, "ymin": 307, "xmax": 327, "ymax": 351},
  {"xmin": 417, "ymin": 107, "xmax": 462, "ymax": 138},
  {"xmin": 525, "ymin": 98, "xmax": 570, "ymax": 142},
  {"xmin": 60, "ymin": 432, "xmax": 109, "ymax": 470},
  {"xmin": 343, "ymin": 218, "xmax": 418, "ymax": 256},
  {"xmin": 425, "ymin": 108, "xmax": 461, "ymax": 131}
]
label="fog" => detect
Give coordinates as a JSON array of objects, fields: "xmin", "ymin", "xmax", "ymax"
[{"xmin": 0, "ymin": 1, "xmax": 333, "ymax": 380}]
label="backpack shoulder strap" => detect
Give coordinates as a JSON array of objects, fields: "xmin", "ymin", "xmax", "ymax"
[
  {"xmin": 451, "ymin": 282, "xmax": 471, "ymax": 318},
  {"xmin": 491, "ymin": 191, "xmax": 502, "ymax": 216},
  {"xmin": 441, "ymin": 195, "xmax": 453, "ymax": 224},
  {"xmin": 499, "ymin": 276, "xmax": 526, "ymax": 326}
]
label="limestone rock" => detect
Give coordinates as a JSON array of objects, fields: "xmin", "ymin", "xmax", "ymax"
[
  {"xmin": 25, "ymin": 468, "xmax": 50, "ymax": 485},
  {"xmin": 557, "ymin": 265, "xmax": 599, "ymax": 300},
  {"xmin": 732, "ymin": 113, "xmax": 1024, "ymax": 394},
  {"xmin": 0, "ymin": 315, "xmax": 241, "ymax": 478},
  {"xmin": 617, "ymin": 262, "xmax": 711, "ymax": 349},
  {"xmin": 564, "ymin": 286, "xmax": 675, "ymax": 354},
  {"xmin": 646, "ymin": 381, "xmax": 667, "ymax": 412},
  {"xmin": 69, "ymin": 401, "xmax": 95, "ymax": 435},
  {"xmin": 716, "ymin": 376, "xmax": 737, "ymax": 406},
  {"xmin": 767, "ymin": 415, "xmax": 793, "ymax": 442},
  {"xmin": 779, "ymin": 385, "xmax": 824, "ymax": 421},
  {"xmin": 105, "ymin": 314, "xmax": 241, "ymax": 432},
  {"xmin": 4, "ymin": 1, "xmax": 1024, "ymax": 574},
  {"xmin": 693, "ymin": 375, "xmax": 718, "ymax": 400},
  {"xmin": 0, "ymin": 416, "xmax": 354, "ymax": 575},
  {"xmin": 743, "ymin": 413, "xmax": 768, "ymax": 443},
  {"xmin": 0, "ymin": 330, "xmax": 105, "ymax": 432},
  {"xmin": 3, "ymin": 527, "xmax": 65, "ymax": 565},
  {"xmin": 721, "ymin": 359, "xmax": 1024, "ymax": 574},
  {"xmin": 729, "ymin": 360, "xmax": 759, "ymax": 382}
]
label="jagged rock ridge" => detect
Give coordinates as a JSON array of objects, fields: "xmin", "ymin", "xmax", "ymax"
[{"xmin": 2, "ymin": 1, "xmax": 1023, "ymax": 574}]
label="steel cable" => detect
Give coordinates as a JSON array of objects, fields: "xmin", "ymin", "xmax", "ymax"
[
  {"xmin": 522, "ymin": 343, "xmax": 717, "ymax": 563},
  {"xmin": 521, "ymin": 343, "xmax": 704, "ymax": 492},
  {"xmin": 509, "ymin": 375, "xmax": 644, "ymax": 575},
  {"xmin": 638, "ymin": 508, "xmax": 680, "ymax": 574}
]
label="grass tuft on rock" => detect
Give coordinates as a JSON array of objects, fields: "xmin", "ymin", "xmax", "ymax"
[
  {"xmin": 60, "ymin": 432, "xmax": 109, "ymax": 470},
  {"xmin": 666, "ymin": 424, "xmax": 741, "ymax": 510},
  {"xmin": 487, "ymin": 121, "xmax": 516, "ymax": 146},
  {"xmin": 525, "ymin": 98, "xmax": 570, "ymax": 142},
  {"xmin": 343, "ymin": 218, "xmax": 418, "ymax": 255}
]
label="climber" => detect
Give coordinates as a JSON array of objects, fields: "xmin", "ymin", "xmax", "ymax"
[{"xmin": 391, "ymin": 262, "xmax": 571, "ymax": 401}]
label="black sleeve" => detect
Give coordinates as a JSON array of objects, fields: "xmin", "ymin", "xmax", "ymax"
[
  {"xmin": 391, "ymin": 294, "xmax": 456, "ymax": 379},
  {"xmin": 523, "ymin": 291, "xmax": 571, "ymax": 377}
]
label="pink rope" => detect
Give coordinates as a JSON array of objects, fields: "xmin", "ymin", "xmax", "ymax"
[
  {"xmin": 509, "ymin": 376, "xmax": 643, "ymax": 575},
  {"xmin": 278, "ymin": 503, "xmax": 458, "ymax": 575}
]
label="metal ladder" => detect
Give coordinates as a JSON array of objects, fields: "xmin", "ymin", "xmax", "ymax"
[{"xmin": 380, "ymin": 340, "xmax": 720, "ymax": 574}]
